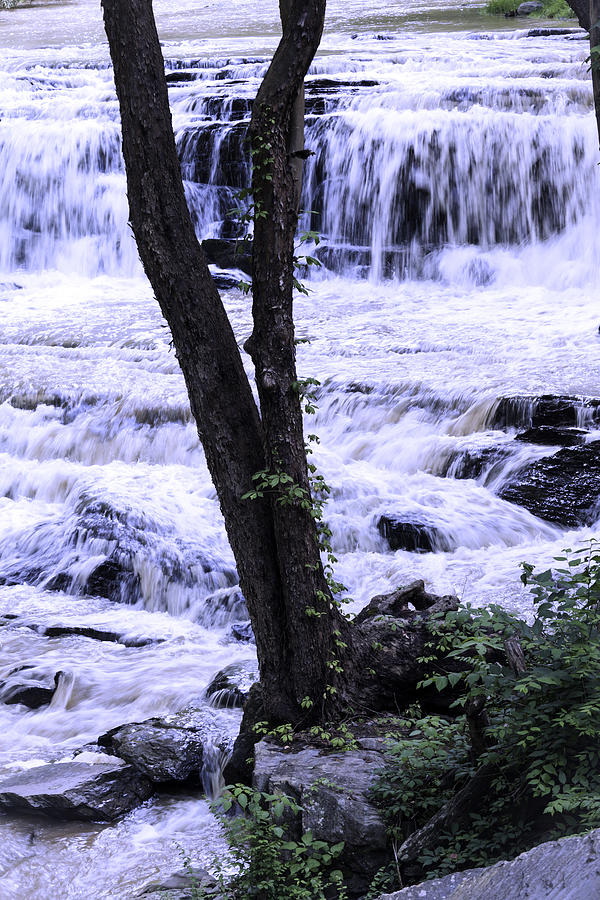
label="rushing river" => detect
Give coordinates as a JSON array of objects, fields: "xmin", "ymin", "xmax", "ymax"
[{"xmin": 0, "ymin": 0, "xmax": 598, "ymax": 896}]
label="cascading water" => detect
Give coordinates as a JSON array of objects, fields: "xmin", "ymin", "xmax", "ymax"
[{"xmin": 0, "ymin": 0, "xmax": 599, "ymax": 896}]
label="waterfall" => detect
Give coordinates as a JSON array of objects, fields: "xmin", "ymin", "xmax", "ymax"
[{"xmin": 0, "ymin": 6, "xmax": 598, "ymax": 897}]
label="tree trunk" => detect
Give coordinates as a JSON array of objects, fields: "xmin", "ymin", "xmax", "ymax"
[
  {"xmin": 101, "ymin": 0, "xmax": 468, "ymax": 750},
  {"xmin": 565, "ymin": 0, "xmax": 600, "ymax": 147},
  {"xmin": 101, "ymin": 0, "xmax": 353, "ymax": 724},
  {"xmin": 590, "ymin": 0, "xmax": 600, "ymax": 147}
]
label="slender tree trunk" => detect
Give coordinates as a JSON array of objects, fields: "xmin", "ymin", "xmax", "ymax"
[
  {"xmin": 590, "ymin": 0, "xmax": 600, "ymax": 147},
  {"xmin": 244, "ymin": 0, "xmax": 354, "ymax": 719},
  {"xmin": 280, "ymin": 0, "xmax": 306, "ymax": 211},
  {"xmin": 566, "ymin": 0, "xmax": 600, "ymax": 146}
]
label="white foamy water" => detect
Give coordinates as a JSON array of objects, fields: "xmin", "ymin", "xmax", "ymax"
[{"xmin": 0, "ymin": 0, "xmax": 598, "ymax": 896}]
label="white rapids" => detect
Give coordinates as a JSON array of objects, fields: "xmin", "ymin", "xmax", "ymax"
[{"xmin": 0, "ymin": 0, "xmax": 598, "ymax": 896}]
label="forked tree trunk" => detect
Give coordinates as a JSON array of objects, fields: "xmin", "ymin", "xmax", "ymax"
[
  {"xmin": 101, "ymin": 0, "xmax": 468, "ymax": 752},
  {"xmin": 101, "ymin": 0, "xmax": 352, "ymax": 724}
]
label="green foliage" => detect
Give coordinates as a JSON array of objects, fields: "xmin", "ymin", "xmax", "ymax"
[
  {"xmin": 200, "ymin": 786, "xmax": 347, "ymax": 900},
  {"xmin": 485, "ymin": 0, "xmax": 519, "ymax": 14},
  {"xmin": 371, "ymin": 543, "xmax": 600, "ymax": 886},
  {"xmin": 484, "ymin": 0, "xmax": 573, "ymax": 16}
]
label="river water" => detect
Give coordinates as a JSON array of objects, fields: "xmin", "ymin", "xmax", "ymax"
[{"xmin": 0, "ymin": 0, "xmax": 597, "ymax": 896}]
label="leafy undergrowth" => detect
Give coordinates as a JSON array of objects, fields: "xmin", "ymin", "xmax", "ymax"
[{"xmin": 370, "ymin": 543, "xmax": 600, "ymax": 892}]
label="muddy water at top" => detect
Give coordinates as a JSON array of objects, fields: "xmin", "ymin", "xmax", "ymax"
[{"xmin": 0, "ymin": 0, "xmax": 598, "ymax": 896}]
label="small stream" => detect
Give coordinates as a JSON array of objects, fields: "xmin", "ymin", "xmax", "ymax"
[{"xmin": 0, "ymin": 0, "xmax": 598, "ymax": 896}]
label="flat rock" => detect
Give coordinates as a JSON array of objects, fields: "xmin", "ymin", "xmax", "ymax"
[
  {"xmin": 253, "ymin": 739, "xmax": 388, "ymax": 896},
  {"xmin": 499, "ymin": 440, "xmax": 600, "ymax": 526},
  {"xmin": 0, "ymin": 759, "xmax": 153, "ymax": 822},
  {"xmin": 515, "ymin": 426, "xmax": 588, "ymax": 447},
  {"xmin": 379, "ymin": 828, "xmax": 600, "ymax": 899},
  {"xmin": 98, "ymin": 706, "xmax": 233, "ymax": 784}
]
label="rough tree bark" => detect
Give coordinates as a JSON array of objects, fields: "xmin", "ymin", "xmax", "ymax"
[
  {"xmin": 100, "ymin": 0, "xmax": 467, "ymax": 759},
  {"xmin": 100, "ymin": 0, "xmax": 358, "ymax": 727},
  {"xmin": 566, "ymin": 0, "xmax": 600, "ymax": 147}
]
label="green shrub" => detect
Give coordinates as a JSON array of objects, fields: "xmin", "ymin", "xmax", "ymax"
[
  {"xmin": 371, "ymin": 542, "xmax": 600, "ymax": 885},
  {"xmin": 484, "ymin": 0, "xmax": 574, "ymax": 16},
  {"xmin": 485, "ymin": 0, "xmax": 519, "ymax": 13},
  {"xmin": 200, "ymin": 785, "xmax": 347, "ymax": 900}
]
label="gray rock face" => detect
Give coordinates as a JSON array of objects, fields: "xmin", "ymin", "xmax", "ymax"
[
  {"xmin": 205, "ymin": 659, "xmax": 259, "ymax": 709},
  {"xmin": 253, "ymin": 739, "xmax": 388, "ymax": 897},
  {"xmin": 0, "ymin": 759, "xmax": 153, "ymax": 821},
  {"xmin": 379, "ymin": 828, "xmax": 600, "ymax": 899},
  {"xmin": 98, "ymin": 706, "xmax": 233, "ymax": 784},
  {"xmin": 499, "ymin": 440, "xmax": 600, "ymax": 527},
  {"xmin": 377, "ymin": 515, "xmax": 446, "ymax": 552},
  {"xmin": 517, "ymin": 1, "xmax": 544, "ymax": 14}
]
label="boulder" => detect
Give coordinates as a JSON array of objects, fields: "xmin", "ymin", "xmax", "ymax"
[
  {"xmin": 379, "ymin": 828, "xmax": 600, "ymax": 899},
  {"xmin": 0, "ymin": 759, "xmax": 153, "ymax": 822},
  {"xmin": 98, "ymin": 706, "xmax": 233, "ymax": 785},
  {"xmin": 226, "ymin": 620, "xmax": 254, "ymax": 643},
  {"xmin": 517, "ymin": 1, "xmax": 543, "ymax": 14},
  {"xmin": 253, "ymin": 739, "xmax": 389, "ymax": 897},
  {"xmin": 377, "ymin": 516, "xmax": 445, "ymax": 552},
  {"xmin": 139, "ymin": 867, "xmax": 222, "ymax": 898},
  {"xmin": 499, "ymin": 440, "xmax": 600, "ymax": 527},
  {"xmin": 201, "ymin": 238, "xmax": 252, "ymax": 275},
  {"xmin": 0, "ymin": 670, "xmax": 63, "ymax": 709},
  {"xmin": 205, "ymin": 660, "xmax": 259, "ymax": 709}
]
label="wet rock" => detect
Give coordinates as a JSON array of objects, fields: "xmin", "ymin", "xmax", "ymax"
[
  {"xmin": 98, "ymin": 707, "xmax": 232, "ymax": 785},
  {"xmin": 227, "ymin": 620, "xmax": 254, "ymax": 643},
  {"xmin": 517, "ymin": 1, "xmax": 543, "ymax": 14},
  {"xmin": 205, "ymin": 660, "xmax": 259, "ymax": 709},
  {"xmin": 527, "ymin": 27, "xmax": 580, "ymax": 36},
  {"xmin": 378, "ymin": 516, "xmax": 445, "ymax": 552},
  {"xmin": 449, "ymin": 445, "xmax": 512, "ymax": 480},
  {"xmin": 210, "ymin": 272, "xmax": 245, "ymax": 291},
  {"xmin": 203, "ymin": 587, "xmax": 248, "ymax": 627},
  {"xmin": 499, "ymin": 440, "xmax": 600, "ymax": 527},
  {"xmin": 0, "ymin": 759, "xmax": 153, "ymax": 822},
  {"xmin": 380, "ymin": 828, "xmax": 600, "ymax": 900},
  {"xmin": 179, "ymin": 122, "xmax": 249, "ymax": 188},
  {"xmin": 201, "ymin": 238, "xmax": 252, "ymax": 275},
  {"xmin": 0, "ymin": 670, "xmax": 63, "ymax": 709},
  {"xmin": 490, "ymin": 395, "xmax": 600, "ymax": 431},
  {"xmin": 140, "ymin": 867, "xmax": 222, "ymax": 898},
  {"xmin": 253, "ymin": 739, "xmax": 388, "ymax": 897},
  {"xmin": 41, "ymin": 624, "xmax": 157, "ymax": 648},
  {"xmin": 165, "ymin": 70, "xmax": 198, "ymax": 83},
  {"xmin": 515, "ymin": 425, "xmax": 587, "ymax": 447},
  {"xmin": 0, "ymin": 493, "xmax": 233, "ymax": 613}
]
